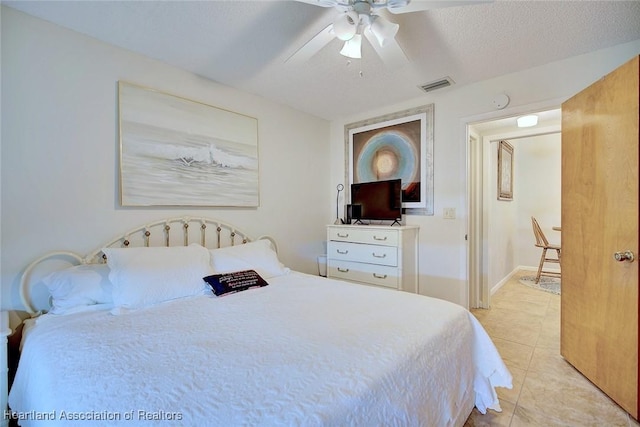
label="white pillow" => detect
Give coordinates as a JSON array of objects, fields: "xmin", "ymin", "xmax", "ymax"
[
  {"xmin": 103, "ymin": 244, "xmax": 213, "ymax": 309},
  {"xmin": 43, "ymin": 264, "xmax": 113, "ymax": 315},
  {"xmin": 209, "ymin": 239, "xmax": 289, "ymax": 279}
]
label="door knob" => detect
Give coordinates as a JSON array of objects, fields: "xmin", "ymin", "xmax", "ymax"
[{"xmin": 613, "ymin": 251, "xmax": 635, "ymax": 263}]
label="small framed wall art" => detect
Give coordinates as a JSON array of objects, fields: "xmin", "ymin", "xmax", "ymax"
[{"xmin": 498, "ymin": 140, "xmax": 514, "ymax": 201}]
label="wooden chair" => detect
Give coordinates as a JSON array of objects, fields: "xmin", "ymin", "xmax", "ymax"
[{"xmin": 531, "ymin": 216, "xmax": 561, "ymax": 284}]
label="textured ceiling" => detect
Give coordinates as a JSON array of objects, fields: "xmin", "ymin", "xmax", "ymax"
[{"xmin": 5, "ymin": 0, "xmax": 640, "ymax": 120}]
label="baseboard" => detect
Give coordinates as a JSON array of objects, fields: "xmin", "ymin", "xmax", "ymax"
[
  {"xmin": 490, "ymin": 265, "xmax": 537, "ymax": 295},
  {"xmin": 490, "ymin": 271, "xmax": 517, "ymax": 296}
]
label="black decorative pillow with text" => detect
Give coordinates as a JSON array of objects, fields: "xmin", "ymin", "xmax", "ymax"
[{"xmin": 203, "ymin": 269, "xmax": 269, "ymax": 296}]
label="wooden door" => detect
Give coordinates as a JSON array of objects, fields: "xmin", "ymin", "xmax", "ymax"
[{"xmin": 561, "ymin": 56, "xmax": 639, "ymax": 418}]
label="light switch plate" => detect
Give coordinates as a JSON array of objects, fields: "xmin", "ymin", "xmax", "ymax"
[{"xmin": 443, "ymin": 208, "xmax": 456, "ymax": 219}]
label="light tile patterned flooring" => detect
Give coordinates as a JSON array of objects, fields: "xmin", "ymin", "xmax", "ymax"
[{"xmin": 465, "ymin": 270, "xmax": 639, "ymax": 426}]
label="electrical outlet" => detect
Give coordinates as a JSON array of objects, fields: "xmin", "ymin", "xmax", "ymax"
[{"xmin": 443, "ymin": 208, "xmax": 456, "ymax": 219}]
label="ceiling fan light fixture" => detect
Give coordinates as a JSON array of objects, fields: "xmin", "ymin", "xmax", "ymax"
[
  {"xmin": 339, "ymin": 34, "xmax": 362, "ymax": 59},
  {"xmin": 370, "ymin": 15, "xmax": 399, "ymax": 47},
  {"xmin": 333, "ymin": 11, "xmax": 359, "ymax": 41}
]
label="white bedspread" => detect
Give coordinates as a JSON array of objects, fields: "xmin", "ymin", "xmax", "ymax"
[{"xmin": 9, "ymin": 272, "xmax": 511, "ymax": 427}]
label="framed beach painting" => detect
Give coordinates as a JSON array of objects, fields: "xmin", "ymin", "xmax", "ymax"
[
  {"xmin": 345, "ymin": 104, "xmax": 434, "ymax": 215},
  {"xmin": 118, "ymin": 81, "xmax": 259, "ymax": 207},
  {"xmin": 498, "ymin": 140, "xmax": 513, "ymax": 201}
]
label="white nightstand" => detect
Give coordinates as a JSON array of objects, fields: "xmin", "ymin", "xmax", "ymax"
[{"xmin": 326, "ymin": 224, "xmax": 419, "ymax": 293}]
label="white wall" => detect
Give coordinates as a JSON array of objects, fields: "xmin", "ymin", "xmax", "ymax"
[
  {"xmin": 5, "ymin": 6, "xmax": 638, "ymax": 313},
  {"xmin": 484, "ymin": 133, "xmax": 561, "ymax": 288},
  {"xmin": 514, "ymin": 133, "xmax": 562, "ymax": 268},
  {"xmin": 330, "ymin": 40, "xmax": 640, "ymax": 307},
  {"xmin": 0, "ymin": 7, "xmax": 332, "ymax": 311},
  {"xmin": 487, "ymin": 140, "xmax": 518, "ymax": 285}
]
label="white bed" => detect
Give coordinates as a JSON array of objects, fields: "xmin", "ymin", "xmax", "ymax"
[{"xmin": 9, "ymin": 217, "xmax": 511, "ymax": 427}]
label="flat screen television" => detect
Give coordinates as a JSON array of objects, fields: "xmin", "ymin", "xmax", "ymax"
[{"xmin": 350, "ymin": 179, "xmax": 402, "ymax": 224}]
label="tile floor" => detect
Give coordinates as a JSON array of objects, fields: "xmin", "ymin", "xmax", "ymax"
[{"xmin": 464, "ymin": 269, "xmax": 639, "ymax": 426}]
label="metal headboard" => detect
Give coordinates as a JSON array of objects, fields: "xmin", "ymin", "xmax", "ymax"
[{"xmin": 20, "ymin": 217, "xmax": 277, "ymax": 314}]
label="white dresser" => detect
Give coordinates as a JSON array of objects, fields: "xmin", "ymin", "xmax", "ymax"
[{"xmin": 326, "ymin": 225, "xmax": 419, "ymax": 293}]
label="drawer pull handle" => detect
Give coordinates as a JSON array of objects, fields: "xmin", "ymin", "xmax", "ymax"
[
  {"xmin": 373, "ymin": 236, "xmax": 388, "ymax": 241},
  {"xmin": 373, "ymin": 273, "xmax": 388, "ymax": 279},
  {"xmin": 336, "ymin": 249, "xmax": 349, "ymax": 254},
  {"xmin": 372, "ymin": 253, "xmax": 387, "ymax": 258},
  {"xmin": 337, "ymin": 267, "xmax": 350, "ymax": 273},
  {"xmin": 337, "ymin": 233, "xmax": 349, "ymax": 238}
]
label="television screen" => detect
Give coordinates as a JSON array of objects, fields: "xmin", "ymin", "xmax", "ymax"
[{"xmin": 350, "ymin": 179, "xmax": 402, "ymax": 223}]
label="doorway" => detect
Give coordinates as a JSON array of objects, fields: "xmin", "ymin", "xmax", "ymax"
[{"xmin": 467, "ymin": 107, "xmax": 561, "ymax": 309}]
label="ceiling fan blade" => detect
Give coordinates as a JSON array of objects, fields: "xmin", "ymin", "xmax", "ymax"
[
  {"xmin": 286, "ymin": 24, "xmax": 336, "ymax": 65},
  {"xmin": 363, "ymin": 28, "xmax": 408, "ymax": 69},
  {"xmin": 292, "ymin": 0, "xmax": 342, "ymax": 7},
  {"xmin": 387, "ymin": 0, "xmax": 493, "ymax": 14}
]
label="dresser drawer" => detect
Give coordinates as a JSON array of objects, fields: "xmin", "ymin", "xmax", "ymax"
[
  {"xmin": 327, "ymin": 260, "xmax": 400, "ymax": 289},
  {"xmin": 328, "ymin": 227, "xmax": 398, "ymax": 246},
  {"xmin": 327, "ymin": 241, "xmax": 398, "ymax": 267}
]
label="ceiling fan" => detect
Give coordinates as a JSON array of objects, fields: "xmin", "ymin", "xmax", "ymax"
[{"xmin": 289, "ymin": 0, "xmax": 490, "ymax": 67}]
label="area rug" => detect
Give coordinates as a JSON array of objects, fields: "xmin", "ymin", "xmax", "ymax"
[{"xmin": 518, "ymin": 275, "xmax": 561, "ymax": 295}]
